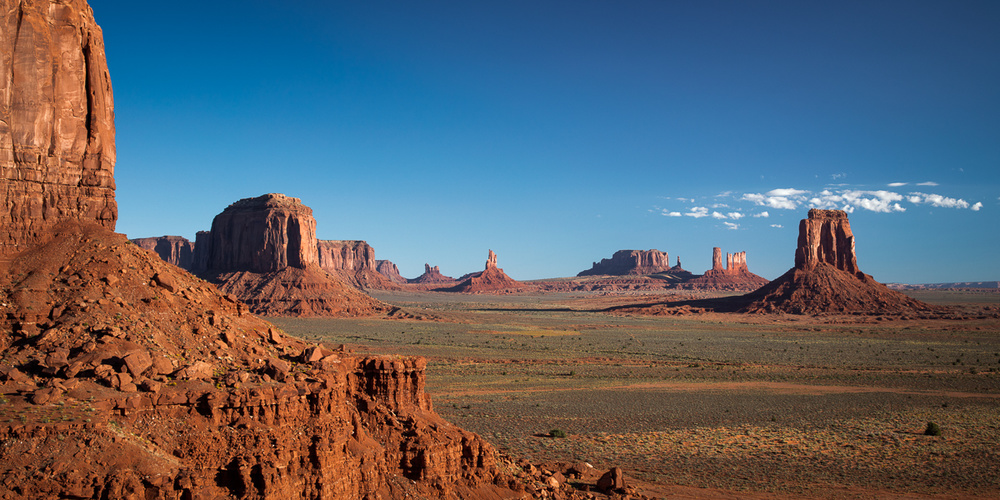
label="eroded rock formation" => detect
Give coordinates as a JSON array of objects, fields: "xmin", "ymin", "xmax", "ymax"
[
  {"xmin": 317, "ymin": 239, "xmax": 399, "ymax": 290},
  {"xmin": 578, "ymin": 249, "xmax": 673, "ymax": 276},
  {"xmin": 376, "ymin": 260, "xmax": 405, "ymax": 283},
  {"xmin": 197, "ymin": 194, "xmax": 392, "ymax": 316},
  {"xmin": 204, "ymin": 194, "xmax": 318, "ymax": 273},
  {"xmin": 0, "ymin": 4, "xmax": 523, "ymax": 493},
  {"xmin": 0, "ymin": 222, "xmax": 511, "ymax": 498},
  {"xmin": 794, "ymin": 209, "xmax": 858, "ymax": 274},
  {"xmin": 739, "ymin": 209, "xmax": 937, "ymax": 315},
  {"xmin": 409, "ymin": 263, "xmax": 457, "ymax": 285},
  {"xmin": 686, "ymin": 247, "xmax": 769, "ymax": 291},
  {"xmin": 0, "ymin": 0, "xmax": 116, "ymax": 255},
  {"xmin": 130, "ymin": 235, "xmax": 194, "ymax": 270},
  {"xmin": 445, "ymin": 250, "xmax": 523, "ymax": 293}
]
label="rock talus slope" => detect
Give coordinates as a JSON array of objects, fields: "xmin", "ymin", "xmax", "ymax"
[
  {"xmin": 0, "ymin": 0, "xmax": 116, "ymax": 254},
  {"xmin": 445, "ymin": 250, "xmax": 523, "ymax": 293}
]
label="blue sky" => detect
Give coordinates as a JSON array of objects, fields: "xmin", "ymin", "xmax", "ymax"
[{"xmin": 97, "ymin": 0, "xmax": 999, "ymax": 283}]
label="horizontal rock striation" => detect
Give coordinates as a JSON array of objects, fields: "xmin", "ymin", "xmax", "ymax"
[
  {"xmin": 130, "ymin": 235, "xmax": 194, "ymax": 270},
  {"xmin": 0, "ymin": 0, "xmax": 116, "ymax": 255},
  {"xmin": 317, "ymin": 239, "xmax": 399, "ymax": 290}
]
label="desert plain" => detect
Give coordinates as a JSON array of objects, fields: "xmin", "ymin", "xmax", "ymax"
[{"xmin": 272, "ymin": 288, "xmax": 1000, "ymax": 499}]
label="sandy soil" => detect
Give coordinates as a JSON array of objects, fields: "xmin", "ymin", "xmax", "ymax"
[{"xmin": 271, "ymin": 289, "xmax": 1000, "ymax": 499}]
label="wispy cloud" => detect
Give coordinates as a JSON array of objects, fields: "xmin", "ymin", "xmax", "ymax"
[
  {"xmin": 917, "ymin": 181, "xmax": 939, "ymax": 186},
  {"xmin": 662, "ymin": 210, "xmax": 682, "ymax": 217},
  {"xmin": 908, "ymin": 192, "xmax": 970, "ymax": 209},
  {"xmin": 753, "ymin": 211, "xmax": 769, "ymax": 218},
  {"xmin": 888, "ymin": 182, "xmax": 907, "ymax": 187},
  {"xmin": 770, "ymin": 224, "xmax": 783, "ymax": 228},
  {"xmin": 723, "ymin": 222, "xmax": 739, "ymax": 230}
]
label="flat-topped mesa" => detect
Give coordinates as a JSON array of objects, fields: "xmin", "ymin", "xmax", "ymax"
[
  {"xmin": 0, "ymin": 0, "xmax": 117, "ymax": 255},
  {"xmin": 204, "ymin": 193, "xmax": 318, "ymax": 273},
  {"xmin": 577, "ymin": 249, "xmax": 673, "ymax": 276},
  {"xmin": 794, "ymin": 208, "xmax": 859, "ymax": 274},
  {"xmin": 130, "ymin": 236, "xmax": 194, "ymax": 270}
]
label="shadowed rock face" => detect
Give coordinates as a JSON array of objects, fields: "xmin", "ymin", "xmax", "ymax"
[
  {"xmin": 130, "ymin": 236, "xmax": 194, "ymax": 269},
  {"xmin": 204, "ymin": 194, "xmax": 318, "ymax": 273},
  {"xmin": 0, "ymin": 0, "xmax": 116, "ymax": 255},
  {"xmin": 376, "ymin": 260, "xmax": 405, "ymax": 283},
  {"xmin": 794, "ymin": 209, "xmax": 858, "ymax": 274}
]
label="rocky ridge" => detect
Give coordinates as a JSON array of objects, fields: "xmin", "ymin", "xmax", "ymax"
[{"xmin": 316, "ymin": 239, "xmax": 400, "ymax": 290}]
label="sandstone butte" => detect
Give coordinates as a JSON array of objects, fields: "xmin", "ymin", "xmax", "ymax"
[
  {"xmin": 577, "ymin": 249, "xmax": 674, "ymax": 276},
  {"xmin": 443, "ymin": 250, "xmax": 524, "ymax": 293},
  {"xmin": 0, "ymin": 2, "xmax": 580, "ymax": 497},
  {"xmin": 193, "ymin": 193, "xmax": 397, "ymax": 317},
  {"xmin": 684, "ymin": 247, "xmax": 769, "ymax": 291},
  {"xmin": 738, "ymin": 209, "xmax": 939, "ymax": 315},
  {"xmin": 409, "ymin": 263, "xmax": 458, "ymax": 285}
]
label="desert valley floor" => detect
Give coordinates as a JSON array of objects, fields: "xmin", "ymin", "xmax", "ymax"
[{"xmin": 271, "ymin": 288, "xmax": 1000, "ymax": 499}]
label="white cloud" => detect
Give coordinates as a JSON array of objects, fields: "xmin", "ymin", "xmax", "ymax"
[
  {"xmin": 972, "ymin": 202, "xmax": 983, "ymax": 211},
  {"xmin": 916, "ymin": 181, "xmax": 939, "ymax": 186},
  {"xmin": 888, "ymin": 182, "xmax": 908, "ymax": 187},
  {"xmin": 685, "ymin": 207, "xmax": 709, "ymax": 218},
  {"xmin": 711, "ymin": 203, "xmax": 729, "ymax": 209},
  {"xmin": 831, "ymin": 173, "xmax": 846, "ymax": 180},
  {"xmin": 663, "ymin": 211, "xmax": 682, "ymax": 217},
  {"xmin": 770, "ymin": 224, "xmax": 783, "ymax": 228},
  {"xmin": 711, "ymin": 211, "xmax": 728, "ymax": 219},
  {"xmin": 909, "ymin": 192, "xmax": 970, "ymax": 209},
  {"xmin": 742, "ymin": 191, "xmax": 801, "ymax": 210},
  {"xmin": 723, "ymin": 222, "xmax": 739, "ymax": 230},
  {"xmin": 753, "ymin": 211, "xmax": 769, "ymax": 218},
  {"xmin": 767, "ymin": 188, "xmax": 809, "ymax": 197},
  {"xmin": 727, "ymin": 212, "xmax": 744, "ymax": 220}
]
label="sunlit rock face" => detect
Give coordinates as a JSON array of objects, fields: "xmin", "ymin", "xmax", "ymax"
[
  {"xmin": 0, "ymin": 0, "xmax": 116, "ymax": 255},
  {"xmin": 794, "ymin": 209, "xmax": 859, "ymax": 274}
]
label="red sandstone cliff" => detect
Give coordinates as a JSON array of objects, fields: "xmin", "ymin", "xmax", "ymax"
[
  {"xmin": 197, "ymin": 194, "xmax": 392, "ymax": 317},
  {"xmin": 0, "ymin": 0, "xmax": 116, "ymax": 255},
  {"xmin": 740, "ymin": 209, "xmax": 937, "ymax": 315},
  {"xmin": 131, "ymin": 235, "xmax": 194, "ymax": 270},
  {"xmin": 578, "ymin": 249, "xmax": 674, "ymax": 276}
]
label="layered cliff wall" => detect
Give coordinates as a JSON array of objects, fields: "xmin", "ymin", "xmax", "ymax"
[
  {"xmin": 204, "ymin": 194, "xmax": 318, "ymax": 273},
  {"xmin": 317, "ymin": 239, "xmax": 376, "ymax": 272},
  {"xmin": 0, "ymin": 0, "xmax": 116, "ymax": 255},
  {"xmin": 794, "ymin": 208, "xmax": 859, "ymax": 274}
]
